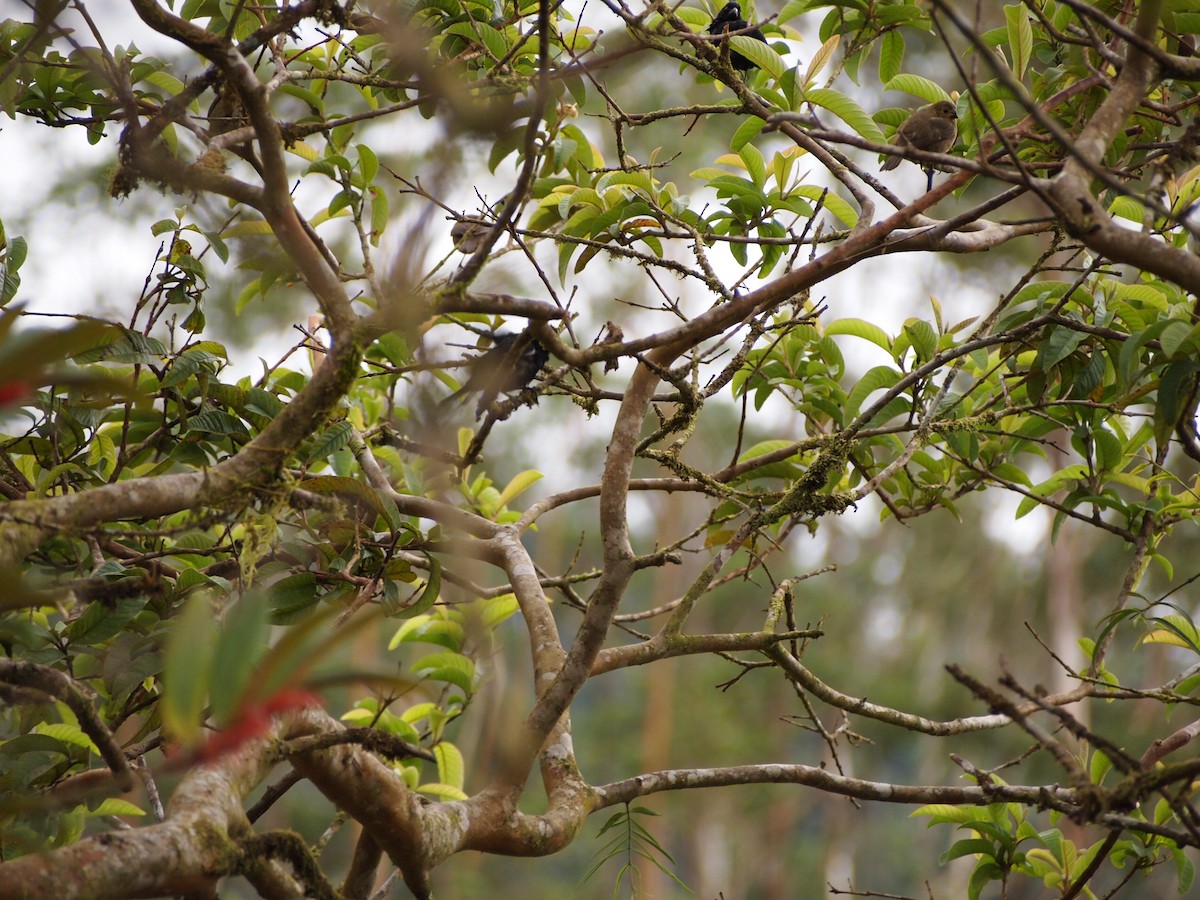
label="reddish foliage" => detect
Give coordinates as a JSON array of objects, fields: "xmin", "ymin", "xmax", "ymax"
[
  {"xmin": 0, "ymin": 381, "xmax": 31, "ymax": 405},
  {"xmin": 193, "ymin": 689, "xmax": 323, "ymax": 764}
]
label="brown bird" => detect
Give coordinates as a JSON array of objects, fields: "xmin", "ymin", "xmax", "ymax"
[
  {"xmin": 881, "ymin": 100, "xmax": 958, "ymax": 189},
  {"xmin": 452, "ymin": 196, "xmax": 507, "ymax": 254}
]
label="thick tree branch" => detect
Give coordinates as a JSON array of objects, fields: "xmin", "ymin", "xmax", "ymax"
[{"xmin": 0, "ymin": 724, "xmax": 281, "ymax": 898}]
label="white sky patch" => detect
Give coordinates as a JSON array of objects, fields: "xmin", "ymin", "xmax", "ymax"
[
  {"xmin": 871, "ymin": 548, "xmax": 905, "ymax": 586},
  {"xmin": 864, "ymin": 601, "xmax": 904, "ymax": 646},
  {"xmin": 983, "ymin": 489, "xmax": 1052, "ymax": 557}
]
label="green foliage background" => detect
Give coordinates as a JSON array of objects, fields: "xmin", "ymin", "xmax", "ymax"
[{"xmin": 4, "ymin": 0, "xmax": 1200, "ymax": 897}]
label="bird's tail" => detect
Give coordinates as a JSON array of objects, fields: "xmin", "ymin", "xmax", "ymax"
[{"xmin": 436, "ymin": 387, "xmax": 471, "ymax": 410}]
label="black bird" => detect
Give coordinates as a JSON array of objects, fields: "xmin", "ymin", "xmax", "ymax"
[
  {"xmin": 706, "ymin": 2, "xmax": 767, "ymax": 72},
  {"xmin": 439, "ymin": 332, "xmax": 550, "ymax": 419}
]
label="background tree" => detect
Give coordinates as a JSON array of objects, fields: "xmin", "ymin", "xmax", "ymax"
[{"xmin": 3, "ymin": 0, "xmax": 1200, "ymax": 897}]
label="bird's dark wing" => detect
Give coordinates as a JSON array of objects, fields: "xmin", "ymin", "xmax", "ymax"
[
  {"xmin": 438, "ymin": 334, "xmax": 519, "ymax": 409},
  {"xmin": 439, "ymin": 333, "xmax": 549, "ymax": 419},
  {"xmin": 706, "ymin": 2, "xmax": 764, "ymax": 70}
]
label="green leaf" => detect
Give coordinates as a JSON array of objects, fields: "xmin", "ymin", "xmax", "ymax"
[
  {"xmin": 494, "ymin": 469, "xmax": 543, "ymax": 510},
  {"xmin": 88, "ymin": 798, "xmax": 146, "ymax": 817},
  {"xmin": 4, "ymin": 234, "xmax": 29, "ymax": 272},
  {"xmin": 726, "ymin": 36, "xmax": 786, "ymax": 81},
  {"xmin": 740, "ymin": 143, "xmax": 766, "ymax": 188},
  {"xmin": 416, "ymin": 781, "xmax": 469, "ymax": 800},
  {"xmin": 209, "ymin": 596, "xmax": 270, "ymax": 726},
  {"xmin": 187, "ymin": 409, "xmax": 249, "ymax": 438},
  {"xmin": 1175, "ymin": 845, "xmax": 1196, "ymax": 893},
  {"xmin": 805, "ymin": 88, "xmax": 885, "ymax": 143},
  {"xmin": 1092, "ymin": 428, "xmax": 1123, "ymax": 472},
  {"xmin": 777, "ymin": 0, "xmax": 814, "ymax": 25},
  {"xmin": 1089, "ymin": 748, "xmax": 1112, "ymax": 785},
  {"xmin": 845, "ymin": 365, "xmax": 902, "ymax": 419},
  {"xmin": 912, "ymin": 803, "xmax": 987, "ymax": 824},
  {"xmin": 595, "ymin": 169, "xmax": 655, "ymax": 194},
  {"xmin": 737, "ymin": 440, "xmax": 802, "ymax": 480},
  {"xmin": 878, "ymin": 29, "xmax": 904, "ymax": 84},
  {"xmin": 390, "ymin": 617, "xmax": 463, "ymax": 651},
  {"xmin": 140, "ymin": 70, "xmax": 186, "ymax": 98},
  {"xmin": 304, "ymin": 420, "xmax": 355, "ymax": 463},
  {"xmin": 32, "ymin": 722, "xmax": 99, "ymax": 754},
  {"xmin": 434, "ymin": 740, "xmax": 465, "ymax": 790},
  {"xmin": 161, "ymin": 348, "xmax": 216, "ymax": 388},
  {"xmin": 902, "ymin": 319, "xmax": 937, "ymax": 362},
  {"xmin": 411, "ymin": 651, "xmax": 475, "ymax": 695},
  {"xmin": 66, "ymin": 595, "xmax": 147, "ymax": 646},
  {"xmin": 884, "ymin": 74, "xmax": 952, "ymax": 104},
  {"xmin": 266, "ymin": 572, "xmax": 320, "ymax": 625},
  {"xmin": 558, "ymin": 241, "xmax": 578, "ymax": 284},
  {"xmin": 443, "ymin": 21, "xmax": 508, "ymax": 61},
  {"xmin": 791, "ymin": 185, "xmax": 859, "ymax": 227},
  {"xmin": 162, "ymin": 593, "xmax": 218, "ymax": 747},
  {"xmin": 478, "ymin": 593, "xmax": 520, "ymax": 630},
  {"xmin": 1109, "ymin": 195, "xmax": 1144, "ymax": 223},
  {"xmin": 397, "ymin": 558, "xmax": 441, "ymax": 619},
  {"xmin": 389, "ymin": 614, "xmax": 433, "ymax": 649},
  {"xmin": 1036, "ymin": 325, "xmax": 1086, "ymax": 370},
  {"xmin": 1004, "ymin": 4, "xmax": 1033, "ymax": 80},
  {"xmin": 730, "ymin": 116, "xmax": 765, "ymax": 152},
  {"xmin": 968, "ymin": 861, "xmax": 1004, "ymax": 900},
  {"xmin": 1144, "ymin": 614, "xmax": 1200, "ymax": 653},
  {"xmin": 1155, "ymin": 360, "xmax": 1200, "ymax": 445},
  {"xmin": 356, "ymin": 144, "xmax": 379, "ymax": 184},
  {"xmin": 369, "ymin": 186, "xmax": 389, "ymax": 246},
  {"xmin": 941, "ymin": 838, "xmax": 996, "ymax": 864},
  {"xmin": 989, "ymin": 462, "xmax": 1032, "ymax": 488},
  {"xmin": 825, "ymin": 317, "xmax": 892, "ymax": 351},
  {"xmin": 1159, "ymin": 320, "xmax": 1200, "ymax": 358}
]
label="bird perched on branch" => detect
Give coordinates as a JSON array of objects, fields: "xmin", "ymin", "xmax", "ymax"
[
  {"xmin": 706, "ymin": 2, "xmax": 767, "ymax": 72},
  {"xmin": 439, "ymin": 332, "xmax": 550, "ymax": 419},
  {"xmin": 451, "ymin": 196, "xmax": 507, "ymax": 254},
  {"xmin": 881, "ymin": 100, "xmax": 959, "ymax": 190}
]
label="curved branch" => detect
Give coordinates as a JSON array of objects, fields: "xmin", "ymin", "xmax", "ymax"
[
  {"xmin": 0, "ymin": 723, "xmax": 283, "ymax": 898},
  {"xmin": 0, "ymin": 660, "xmax": 133, "ymax": 794},
  {"xmin": 767, "ymin": 646, "xmax": 1092, "ymax": 737},
  {"xmin": 490, "ymin": 525, "xmax": 581, "ymax": 799}
]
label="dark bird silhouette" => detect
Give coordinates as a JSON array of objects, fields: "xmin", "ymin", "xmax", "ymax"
[
  {"xmin": 881, "ymin": 100, "xmax": 959, "ymax": 190},
  {"xmin": 706, "ymin": 2, "xmax": 767, "ymax": 72},
  {"xmin": 439, "ymin": 332, "xmax": 549, "ymax": 419}
]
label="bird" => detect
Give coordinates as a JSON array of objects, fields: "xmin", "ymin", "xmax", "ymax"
[
  {"xmin": 439, "ymin": 332, "xmax": 550, "ymax": 419},
  {"xmin": 706, "ymin": 2, "xmax": 767, "ymax": 72},
  {"xmin": 880, "ymin": 100, "xmax": 959, "ymax": 190},
  {"xmin": 451, "ymin": 196, "xmax": 507, "ymax": 254}
]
